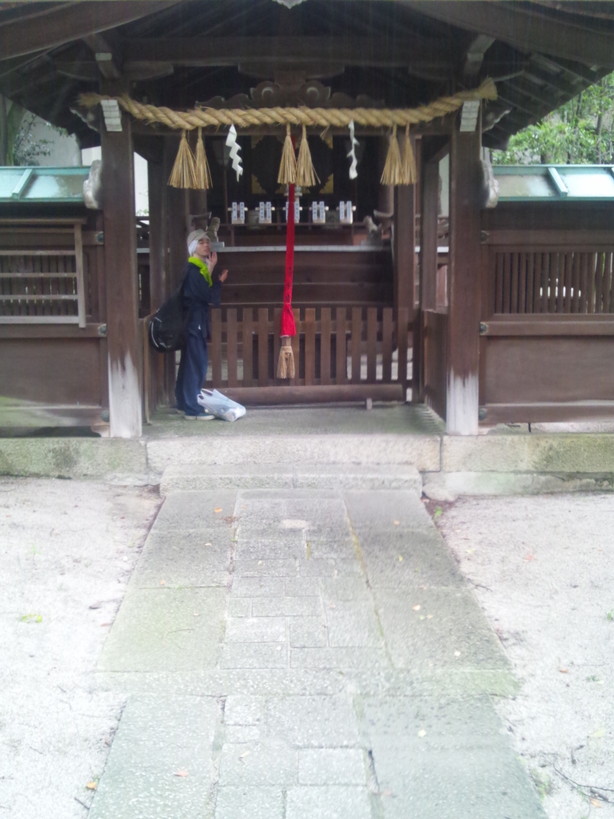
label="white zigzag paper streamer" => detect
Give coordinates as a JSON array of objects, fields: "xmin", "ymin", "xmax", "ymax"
[
  {"xmin": 347, "ymin": 120, "xmax": 359, "ymax": 180},
  {"xmin": 225, "ymin": 125, "xmax": 243, "ymax": 180}
]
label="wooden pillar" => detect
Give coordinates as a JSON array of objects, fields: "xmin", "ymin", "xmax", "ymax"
[
  {"xmin": 446, "ymin": 127, "xmax": 481, "ymax": 434},
  {"xmin": 421, "ymin": 157, "xmax": 440, "ymax": 311},
  {"xmin": 147, "ymin": 156, "xmax": 175, "ymax": 407},
  {"xmin": 100, "ymin": 104, "xmax": 142, "ymax": 438},
  {"xmin": 414, "ymin": 153, "xmax": 440, "ymax": 403},
  {"xmin": 392, "ymin": 184, "xmax": 415, "ymax": 394},
  {"xmin": 147, "ymin": 158, "xmax": 168, "ymax": 309},
  {"xmin": 378, "ymin": 137, "xmax": 394, "ymax": 215}
]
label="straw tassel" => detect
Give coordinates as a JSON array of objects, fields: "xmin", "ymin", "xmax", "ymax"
[
  {"xmin": 194, "ymin": 127, "xmax": 212, "ymax": 189},
  {"xmin": 277, "ymin": 125, "xmax": 297, "ymax": 185},
  {"xmin": 380, "ymin": 125, "xmax": 403, "ymax": 186},
  {"xmin": 296, "ymin": 125, "xmax": 320, "ymax": 188},
  {"xmin": 277, "ymin": 336, "xmax": 296, "ymax": 379},
  {"xmin": 168, "ymin": 130, "xmax": 198, "ymax": 188},
  {"xmin": 400, "ymin": 125, "xmax": 416, "ymax": 185}
]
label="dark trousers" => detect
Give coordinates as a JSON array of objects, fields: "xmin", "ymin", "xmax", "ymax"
[{"xmin": 175, "ymin": 328, "xmax": 208, "ymax": 415}]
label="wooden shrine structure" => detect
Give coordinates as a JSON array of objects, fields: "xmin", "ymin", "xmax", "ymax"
[{"xmin": 1, "ymin": 0, "xmax": 614, "ymax": 438}]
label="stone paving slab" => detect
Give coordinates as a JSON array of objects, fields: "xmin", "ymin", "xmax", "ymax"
[
  {"xmin": 214, "ymin": 786, "xmax": 284, "ymax": 819},
  {"xmin": 160, "ymin": 464, "xmax": 423, "ymax": 493},
  {"xmin": 344, "ymin": 488, "xmax": 435, "ymax": 531},
  {"xmin": 91, "ymin": 479, "xmax": 544, "ymax": 818},
  {"xmin": 98, "ymin": 587, "xmax": 226, "ymax": 672},
  {"xmin": 372, "ymin": 585, "xmax": 510, "ymax": 672},
  {"xmin": 88, "ymin": 695, "xmax": 219, "ymax": 819},
  {"xmin": 150, "ymin": 489, "xmax": 239, "ymax": 532},
  {"xmin": 94, "ymin": 667, "xmax": 517, "ymax": 699},
  {"xmin": 357, "ymin": 528, "xmax": 463, "ymax": 588},
  {"xmin": 132, "ymin": 530, "xmax": 231, "ymax": 588}
]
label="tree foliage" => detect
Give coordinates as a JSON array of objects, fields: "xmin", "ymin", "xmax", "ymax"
[
  {"xmin": 0, "ymin": 97, "xmax": 54, "ymax": 166},
  {"xmin": 493, "ymin": 72, "xmax": 614, "ymax": 165}
]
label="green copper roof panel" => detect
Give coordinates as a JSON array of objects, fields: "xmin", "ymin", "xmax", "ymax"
[
  {"xmin": 0, "ymin": 166, "xmax": 89, "ymax": 202},
  {"xmin": 494, "ymin": 165, "xmax": 614, "ymax": 201}
]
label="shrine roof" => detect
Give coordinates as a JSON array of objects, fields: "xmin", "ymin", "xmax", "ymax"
[
  {"xmin": 0, "ymin": 1, "xmax": 613, "ymax": 157},
  {"xmin": 495, "ymin": 165, "xmax": 614, "ymax": 201},
  {"xmin": 0, "ymin": 166, "xmax": 89, "ymax": 203}
]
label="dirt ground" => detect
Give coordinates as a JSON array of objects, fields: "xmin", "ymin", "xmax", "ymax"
[
  {"xmin": 0, "ymin": 478, "xmax": 612, "ymax": 818},
  {"xmin": 431, "ymin": 494, "xmax": 614, "ymax": 819},
  {"xmin": 0, "ymin": 477, "xmax": 161, "ymax": 819}
]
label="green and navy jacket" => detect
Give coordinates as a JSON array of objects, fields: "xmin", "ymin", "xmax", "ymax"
[{"xmin": 181, "ymin": 256, "xmax": 223, "ymax": 341}]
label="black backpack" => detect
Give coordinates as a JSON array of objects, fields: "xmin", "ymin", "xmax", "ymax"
[{"xmin": 148, "ymin": 279, "xmax": 188, "ymax": 352}]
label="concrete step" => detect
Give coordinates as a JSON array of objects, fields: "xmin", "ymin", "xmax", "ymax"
[{"xmin": 159, "ymin": 463, "xmax": 423, "ymax": 495}]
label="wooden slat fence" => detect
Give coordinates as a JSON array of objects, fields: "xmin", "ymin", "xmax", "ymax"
[
  {"xmin": 492, "ymin": 247, "xmax": 614, "ymax": 314},
  {"xmin": 480, "ymin": 226, "xmax": 614, "ymax": 424},
  {"xmin": 209, "ymin": 305, "xmax": 410, "ymax": 390},
  {"xmin": 0, "ymin": 221, "xmax": 86, "ymax": 326}
]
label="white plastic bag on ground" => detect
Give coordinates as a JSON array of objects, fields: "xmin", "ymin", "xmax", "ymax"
[{"xmin": 197, "ymin": 388, "xmax": 246, "ymax": 422}]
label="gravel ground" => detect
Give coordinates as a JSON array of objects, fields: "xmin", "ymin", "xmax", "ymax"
[
  {"xmin": 0, "ymin": 478, "xmax": 161, "ymax": 819},
  {"xmin": 432, "ymin": 494, "xmax": 614, "ymax": 819}
]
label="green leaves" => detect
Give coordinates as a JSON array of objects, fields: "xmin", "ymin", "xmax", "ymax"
[
  {"xmin": 493, "ymin": 71, "xmax": 614, "ymax": 165},
  {"xmin": 19, "ymin": 613, "xmax": 42, "ymax": 623}
]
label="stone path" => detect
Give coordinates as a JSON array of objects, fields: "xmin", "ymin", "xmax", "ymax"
[{"xmin": 89, "ymin": 479, "xmax": 546, "ymax": 819}]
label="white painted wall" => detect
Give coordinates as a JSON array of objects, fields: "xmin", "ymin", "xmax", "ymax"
[{"xmin": 81, "ymin": 146, "xmax": 149, "ymax": 214}]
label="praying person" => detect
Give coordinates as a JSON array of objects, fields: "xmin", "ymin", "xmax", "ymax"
[{"xmin": 175, "ymin": 230, "xmax": 228, "ymax": 419}]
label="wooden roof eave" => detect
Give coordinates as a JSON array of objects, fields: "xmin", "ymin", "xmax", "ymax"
[
  {"xmin": 1, "ymin": 1, "xmax": 612, "ymax": 150},
  {"xmin": 0, "ymin": 1, "xmax": 183, "ymax": 61},
  {"xmin": 403, "ymin": 0, "xmax": 614, "ymax": 69}
]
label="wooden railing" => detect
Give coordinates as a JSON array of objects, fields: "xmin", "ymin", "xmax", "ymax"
[{"xmin": 208, "ymin": 305, "xmax": 411, "ymax": 399}]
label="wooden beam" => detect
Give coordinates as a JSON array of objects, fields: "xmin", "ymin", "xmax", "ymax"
[
  {"xmin": 493, "ymin": 89, "xmax": 546, "ymax": 122},
  {"xmin": 464, "ymin": 34, "xmax": 495, "ymax": 80},
  {"xmin": 220, "ymin": 384, "xmax": 405, "ymax": 405},
  {"xmin": 404, "ymin": 0, "xmax": 614, "ymax": 68},
  {"xmin": 123, "ymin": 35, "xmax": 451, "ymax": 69},
  {"xmin": 0, "ymin": 1, "xmax": 181, "ymax": 61},
  {"xmin": 530, "ymin": 53, "xmax": 605, "ymax": 87},
  {"xmin": 0, "ymin": 53, "xmax": 48, "ymax": 82},
  {"xmin": 83, "ymin": 34, "xmax": 122, "ymax": 80}
]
